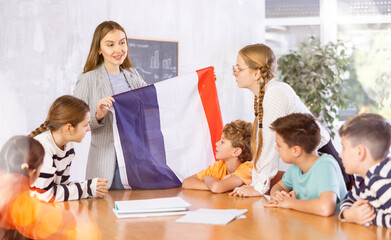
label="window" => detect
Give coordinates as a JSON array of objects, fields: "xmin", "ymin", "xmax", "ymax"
[{"xmin": 263, "ymin": 0, "xmax": 391, "ymax": 120}]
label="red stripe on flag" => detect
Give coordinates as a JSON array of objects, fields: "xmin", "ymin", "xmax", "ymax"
[{"xmin": 197, "ymin": 66, "xmax": 223, "ymax": 161}]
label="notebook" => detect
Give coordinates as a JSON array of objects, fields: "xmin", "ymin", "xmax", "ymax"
[{"xmin": 113, "ymin": 196, "xmax": 191, "ymax": 218}]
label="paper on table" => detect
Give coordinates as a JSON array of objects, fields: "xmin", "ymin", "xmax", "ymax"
[
  {"xmin": 112, "ymin": 208, "xmax": 189, "ymax": 219},
  {"xmin": 176, "ymin": 208, "xmax": 247, "ymax": 225},
  {"xmin": 114, "ymin": 196, "xmax": 190, "ymax": 214}
]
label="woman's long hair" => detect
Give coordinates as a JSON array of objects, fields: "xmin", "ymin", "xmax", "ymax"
[{"xmin": 83, "ymin": 20, "xmax": 133, "ymax": 73}]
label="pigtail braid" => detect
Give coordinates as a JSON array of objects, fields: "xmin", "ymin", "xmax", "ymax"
[
  {"xmin": 253, "ymin": 82, "xmax": 266, "ymax": 169},
  {"xmin": 251, "ymin": 95, "xmax": 259, "ymax": 163},
  {"xmin": 260, "ymin": 66, "xmax": 273, "ymax": 82},
  {"xmin": 29, "ymin": 121, "xmax": 49, "ymax": 138},
  {"xmin": 253, "ymin": 95, "xmax": 258, "ymax": 116}
]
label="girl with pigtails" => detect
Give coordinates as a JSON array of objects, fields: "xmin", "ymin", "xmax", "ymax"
[
  {"xmin": 29, "ymin": 95, "xmax": 109, "ymax": 202},
  {"xmin": 230, "ymin": 43, "xmax": 353, "ymax": 197},
  {"xmin": 0, "ymin": 136, "xmax": 76, "ymax": 240},
  {"xmin": 0, "ymin": 135, "xmax": 101, "ymax": 239}
]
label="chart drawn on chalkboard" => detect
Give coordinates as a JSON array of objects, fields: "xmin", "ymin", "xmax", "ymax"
[{"xmin": 127, "ymin": 37, "xmax": 178, "ymax": 85}]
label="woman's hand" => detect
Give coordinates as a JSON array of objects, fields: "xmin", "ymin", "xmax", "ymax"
[{"xmin": 96, "ymin": 96, "xmax": 115, "ymax": 120}]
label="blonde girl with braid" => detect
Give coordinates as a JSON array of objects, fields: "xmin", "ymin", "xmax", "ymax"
[
  {"xmin": 29, "ymin": 95, "xmax": 109, "ymax": 202},
  {"xmin": 230, "ymin": 43, "xmax": 353, "ymax": 197}
]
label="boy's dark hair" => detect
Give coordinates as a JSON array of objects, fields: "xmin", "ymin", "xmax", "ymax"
[
  {"xmin": 339, "ymin": 113, "xmax": 391, "ymax": 160},
  {"xmin": 270, "ymin": 113, "xmax": 321, "ymax": 154},
  {"xmin": 223, "ymin": 120, "xmax": 252, "ymax": 163}
]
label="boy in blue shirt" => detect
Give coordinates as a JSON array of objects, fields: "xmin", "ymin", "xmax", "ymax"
[
  {"xmin": 338, "ymin": 113, "xmax": 391, "ymax": 227},
  {"xmin": 265, "ymin": 113, "xmax": 347, "ymax": 216}
]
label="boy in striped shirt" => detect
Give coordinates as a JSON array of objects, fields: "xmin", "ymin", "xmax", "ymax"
[{"xmin": 339, "ymin": 113, "xmax": 391, "ymax": 227}]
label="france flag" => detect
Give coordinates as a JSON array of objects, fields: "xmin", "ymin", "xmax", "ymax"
[{"xmin": 111, "ymin": 67, "xmax": 223, "ymax": 189}]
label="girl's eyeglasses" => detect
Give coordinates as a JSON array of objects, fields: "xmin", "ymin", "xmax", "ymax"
[{"xmin": 232, "ymin": 65, "xmax": 250, "ymax": 74}]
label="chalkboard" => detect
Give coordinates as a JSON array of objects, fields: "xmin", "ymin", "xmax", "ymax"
[{"xmin": 127, "ymin": 37, "xmax": 178, "ymax": 84}]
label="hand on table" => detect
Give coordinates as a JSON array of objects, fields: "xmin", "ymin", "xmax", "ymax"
[
  {"xmin": 343, "ymin": 199, "xmax": 375, "ymax": 225},
  {"xmin": 96, "ymin": 178, "xmax": 109, "ymax": 198},
  {"xmin": 229, "ymin": 185, "xmax": 261, "ymax": 197},
  {"xmin": 264, "ymin": 190, "xmax": 296, "ymax": 208}
]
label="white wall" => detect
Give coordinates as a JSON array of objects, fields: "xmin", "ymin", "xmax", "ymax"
[{"xmin": 0, "ymin": 0, "xmax": 264, "ymax": 181}]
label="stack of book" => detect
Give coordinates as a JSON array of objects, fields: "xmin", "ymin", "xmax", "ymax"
[{"xmin": 112, "ymin": 196, "xmax": 191, "ymax": 218}]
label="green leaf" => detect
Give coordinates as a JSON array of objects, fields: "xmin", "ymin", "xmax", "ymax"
[{"xmin": 277, "ymin": 36, "xmax": 351, "ymax": 135}]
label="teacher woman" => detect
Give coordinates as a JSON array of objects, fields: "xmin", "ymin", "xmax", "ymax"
[{"xmin": 73, "ymin": 21, "xmax": 147, "ymax": 190}]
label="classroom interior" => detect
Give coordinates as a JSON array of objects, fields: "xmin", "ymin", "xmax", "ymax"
[{"xmin": 1, "ymin": 0, "xmax": 391, "ymax": 239}]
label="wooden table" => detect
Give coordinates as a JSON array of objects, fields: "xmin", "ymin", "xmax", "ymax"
[{"xmin": 61, "ymin": 188, "xmax": 391, "ymax": 240}]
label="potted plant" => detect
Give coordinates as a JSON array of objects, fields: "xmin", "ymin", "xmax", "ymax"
[{"xmin": 277, "ymin": 36, "xmax": 351, "ymax": 138}]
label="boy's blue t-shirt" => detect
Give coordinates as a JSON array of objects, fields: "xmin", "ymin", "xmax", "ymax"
[{"xmin": 282, "ymin": 153, "xmax": 347, "ymax": 210}]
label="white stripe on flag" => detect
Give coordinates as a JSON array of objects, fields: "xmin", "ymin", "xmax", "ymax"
[
  {"xmin": 111, "ymin": 108, "xmax": 132, "ymax": 189},
  {"xmin": 155, "ymin": 72, "xmax": 215, "ymax": 181}
]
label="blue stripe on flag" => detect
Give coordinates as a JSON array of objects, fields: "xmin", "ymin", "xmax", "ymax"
[{"xmin": 113, "ymin": 85, "xmax": 181, "ymax": 189}]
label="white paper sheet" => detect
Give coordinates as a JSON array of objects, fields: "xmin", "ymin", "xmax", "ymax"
[{"xmin": 176, "ymin": 208, "xmax": 247, "ymax": 225}]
